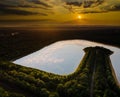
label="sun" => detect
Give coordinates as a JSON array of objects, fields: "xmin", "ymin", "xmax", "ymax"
[{"xmin": 77, "ymin": 15, "xmax": 82, "ymax": 19}]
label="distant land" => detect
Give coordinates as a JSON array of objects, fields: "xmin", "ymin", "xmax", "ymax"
[{"xmin": 0, "ymin": 25, "xmax": 120, "ymax": 60}]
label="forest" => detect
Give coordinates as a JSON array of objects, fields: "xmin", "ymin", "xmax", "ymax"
[
  {"xmin": 0, "ymin": 27, "xmax": 120, "ymax": 97},
  {"xmin": 0, "ymin": 47, "xmax": 120, "ymax": 97}
]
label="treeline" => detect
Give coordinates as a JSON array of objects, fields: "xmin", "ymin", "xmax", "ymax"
[
  {"xmin": 0, "ymin": 47, "xmax": 120, "ymax": 97},
  {"xmin": 0, "ymin": 61, "xmax": 65, "ymax": 97}
]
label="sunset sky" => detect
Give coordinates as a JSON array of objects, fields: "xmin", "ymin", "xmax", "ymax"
[{"xmin": 0, "ymin": 0, "xmax": 120, "ymax": 26}]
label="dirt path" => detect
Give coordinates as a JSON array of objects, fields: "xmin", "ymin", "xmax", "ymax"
[{"xmin": 90, "ymin": 51, "xmax": 97, "ymax": 97}]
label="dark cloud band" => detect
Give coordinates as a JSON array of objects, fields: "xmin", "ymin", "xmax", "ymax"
[
  {"xmin": 0, "ymin": 7, "xmax": 48, "ymax": 15},
  {"xmin": 66, "ymin": 0, "xmax": 104, "ymax": 8},
  {"xmin": 65, "ymin": 0, "xmax": 120, "ymax": 13},
  {"xmin": 0, "ymin": 0, "xmax": 52, "ymax": 15},
  {"xmin": 0, "ymin": 0, "xmax": 120, "ymax": 15}
]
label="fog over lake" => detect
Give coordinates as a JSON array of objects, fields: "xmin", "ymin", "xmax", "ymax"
[{"xmin": 13, "ymin": 40, "xmax": 120, "ymax": 83}]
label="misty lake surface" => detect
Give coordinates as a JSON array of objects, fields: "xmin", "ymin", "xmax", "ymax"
[{"xmin": 13, "ymin": 40, "xmax": 120, "ymax": 83}]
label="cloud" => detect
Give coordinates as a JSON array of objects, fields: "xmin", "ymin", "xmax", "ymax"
[
  {"xmin": 31, "ymin": 0, "xmax": 52, "ymax": 7},
  {"xmin": 63, "ymin": 0, "xmax": 120, "ymax": 13},
  {"xmin": 65, "ymin": 0, "xmax": 104, "ymax": 8},
  {"xmin": 0, "ymin": 0, "xmax": 53, "ymax": 8},
  {"xmin": 99, "ymin": 0, "xmax": 120, "ymax": 11},
  {"xmin": 0, "ymin": 0, "xmax": 52, "ymax": 15},
  {"xmin": 0, "ymin": 7, "xmax": 48, "ymax": 15},
  {"xmin": 0, "ymin": 0, "xmax": 120, "ymax": 15}
]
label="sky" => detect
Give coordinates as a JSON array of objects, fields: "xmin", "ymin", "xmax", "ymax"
[{"xmin": 0, "ymin": 0, "xmax": 120, "ymax": 26}]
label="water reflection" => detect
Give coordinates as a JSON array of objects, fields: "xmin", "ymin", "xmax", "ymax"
[{"xmin": 13, "ymin": 40, "xmax": 120, "ymax": 83}]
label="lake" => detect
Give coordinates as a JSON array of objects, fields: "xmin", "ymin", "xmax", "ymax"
[{"xmin": 13, "ymin": 40, "xmax": 120, "ymax": 83}]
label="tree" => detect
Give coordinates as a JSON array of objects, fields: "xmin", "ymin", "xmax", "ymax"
[
  {"xmin": 49, "ymin": 92, "xmax": 59, "ymax": 97},
  {"xmin": 40, "ymin": 88, "xmax": 50, "ymax": 97},
  {"xmin": 57, "ymin": 84, "xmax": 65, "ymax": 97},
  {"xmin": 103, "ymin": 89, "xmax": 118, "ymax": 97}
]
